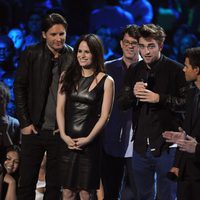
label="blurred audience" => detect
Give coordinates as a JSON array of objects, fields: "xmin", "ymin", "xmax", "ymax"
[
  {"xmin": 0, "ymin": 35, "xmax": 15, "ymax": 74},
  {"xmin": 89, "ymin": 0, "xmax": 134, "ymax": 36},
  {"xmin": 119, "ymin": 0, "xmax": 153, "ymax": 25},
  {"xmin": 156, "ymin": 0, "xmax": 180, "ymax": 36},
  {"xmin": 96, "ymin": 25, "xmax": 120, "ymax": 61},
  {"xmin": 176, "ymin": 33, "xmax": 199, "ymax": 63},
  {"xmin": 23, "ymin": 11, "xmax": 42, "ymax": 48},
  {"xmin": 8, "ymin": 28, "xmax": 25, "ymax": 68}
]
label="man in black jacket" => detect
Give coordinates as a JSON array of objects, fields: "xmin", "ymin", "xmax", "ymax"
[
  {"xmin": 119, "ymin": 24, "xmax": 186, "ymax": 200},
  {"xmin": 163, "ymin": 47, "xmax": 200, "ymax": 200},
  {"xmin": 14, "ymin": 13, "xmax": 73, "ymax": 200},
  {"xmin": 102, "ymin": 24, "xmax": 140, "ymax": 200}
]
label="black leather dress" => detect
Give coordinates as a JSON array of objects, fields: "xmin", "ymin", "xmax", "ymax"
[{"xmin": 60, "ymin": 74, "xmax": 107, "ymax": 190}]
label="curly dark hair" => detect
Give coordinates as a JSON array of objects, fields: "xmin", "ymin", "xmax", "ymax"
[{"xmin": 185, "ymin": 47, "xmax": 200, "ymax": 72}]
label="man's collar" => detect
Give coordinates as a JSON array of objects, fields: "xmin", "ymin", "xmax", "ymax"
[
  {"xmin": 45, "ymin": 44, "xmax": 67, "ymax": 58},
  {"xmin": 146, "ymin": 54, "xmax": 163, "ymax": 70}
]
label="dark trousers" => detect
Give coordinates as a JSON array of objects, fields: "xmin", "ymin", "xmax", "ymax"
[
  {"xmin": 132, "ymin": 148, "xmax": 177, "ymax": 200},
  {"xmin": 101, "ymin": 150, "xmax": 138, "ymax": 200},
  {"xmin": 18, "ymin": 130, "xmax": 61, "ymax": 200},
  {"xmin": 177, "ymin": 180, "xmax": 200, "ymax": 200}
]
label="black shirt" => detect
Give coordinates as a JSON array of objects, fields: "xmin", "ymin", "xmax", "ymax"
[{"xmin": 119, "ymin": 55, "xmax": 186, "ymax": 156}]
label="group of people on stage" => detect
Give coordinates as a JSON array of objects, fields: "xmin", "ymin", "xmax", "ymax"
[{"xmin": 1, "ymin": 12, "xmax": 200, "ymax": 200}]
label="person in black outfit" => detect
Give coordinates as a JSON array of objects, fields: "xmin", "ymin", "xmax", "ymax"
[
  {"xmin": 14, "ymin": 13, "xmax": 73, "ymax": 200},
  {"xmin": 118, "ymin": 24, "xmax": 186, "ymax": 200},
  {"xmin": 101, "ymin": 24, "xmax": 140, "ymax": 200},
  {"xmin": 56, "ymin": 34, "xmax": 114, "ymax": 200},
  {"xmin": 163, "ymin": 47, "xmax": 200, "ymax": 200}
]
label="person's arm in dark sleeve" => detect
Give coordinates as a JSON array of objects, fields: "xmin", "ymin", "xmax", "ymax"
[
  {"xmin": 14, "ymin": 48, "xmax": 32, "ymax": 128},
  {"xmin": 118, "ymin": 66, "xmax": 137, "ymax": 110}
]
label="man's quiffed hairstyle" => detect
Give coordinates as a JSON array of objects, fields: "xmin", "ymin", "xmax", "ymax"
[
  {"xmin": 41, "ymin": 13, "xmax": 68, "ymax": 33},
  {"xmin": 185, "ymin": 47, "xmax": 200, "ymax": 71},
  {"xmin": 138, "ymin": 24, "xmax": 166, "ymax": 44}
]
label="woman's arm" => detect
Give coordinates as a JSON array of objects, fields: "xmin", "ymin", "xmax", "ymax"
[
  {"xmin": 75, "ymin": 76, "xmax": 115, "ymax": 148},
  {"xmin": 4, "ymin": 174, "xmax": 17, "ymax": 200},
  {"xmin": 56, "ymin": 82, "xmax": 76, "ymax": 149}
]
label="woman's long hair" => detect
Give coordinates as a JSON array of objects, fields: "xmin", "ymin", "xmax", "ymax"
[{"xmin": 60, "ymin": 34, "xmax": 105, "ymax": 96}]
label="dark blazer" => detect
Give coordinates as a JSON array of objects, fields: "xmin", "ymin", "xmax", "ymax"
[
  {"xmin": 118, "ymin": 55, "xmax": 186, "ymax": 155},
  {"xmin": 103, "ymin": 57, "xmax": 133, "ymax": 157},
  {"xmin": 14, "ymin": 43, "xmax": 73, "ymax": 128},
  {"xmin": 178, "ymin": 87, "xmax": 200, "ymax": 181}
]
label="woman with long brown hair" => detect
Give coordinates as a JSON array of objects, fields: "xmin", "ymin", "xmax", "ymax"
[{"xmin": 56, "ymin": 34, "xmax": 114, "ymax": 200}]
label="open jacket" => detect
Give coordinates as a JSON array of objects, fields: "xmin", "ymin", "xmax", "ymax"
[
  {"xmin": 14, "ymin": 43, "xmax": 73, "ymax": 128},
  {"xmin": 118, "ymin": 55, "xmax": 186, "ymax": 155},
  {"xmin": 176, "ymin": 86, "xmax": 200, "ymax": 181}
]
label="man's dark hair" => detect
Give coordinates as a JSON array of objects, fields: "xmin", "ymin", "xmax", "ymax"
[
  {"xmin": 41, "ymin": 13, "xmax": 68, "ymax": 33},
  {"xmin": 120, "ymin": 24, "xmax": 139, "ymax": 40},
  {"xmin": 138, "ymin": 24, "xmax": 166, "ymax": 44},
  {"xmin": 0, "ymin": 81, "xmax": 10, "ymax": 105},
  {"xmin": 185, "ymin": 47, "xmax": 200, "ymax": 70}
]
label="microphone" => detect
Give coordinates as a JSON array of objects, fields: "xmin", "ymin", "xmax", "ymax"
[{"xmin": 136, "ymin": 78, "xmax": 146, "ymax": 106}]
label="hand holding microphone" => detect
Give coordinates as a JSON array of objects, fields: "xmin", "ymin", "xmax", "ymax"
[{"xmin": 133, "ymin": 80, "xmax": 159, "ymax": 103}]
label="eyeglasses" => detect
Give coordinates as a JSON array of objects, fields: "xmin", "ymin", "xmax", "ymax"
[
  {"xmin": 122, "ymin": 40, "xmax": 138, "ymax": 47},
  {"xmin": 139, "ymin": 44, "xmax": 156, "ymax": 50}
]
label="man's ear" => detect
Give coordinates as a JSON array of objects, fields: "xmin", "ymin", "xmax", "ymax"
[
  {"xmin": 120, "ymin": 40, "xmax": 123, "ymax": 49},
  {"xmin": 42, "ymin": 31, "xmax": 46, "ymax": 39},
  {"xmin": 196, "ymin": 66, "xmax": 200, "ymax": 75},
  {"xmin": 159, "ymin": 43, "xmax": 163, "ymax": 51}
]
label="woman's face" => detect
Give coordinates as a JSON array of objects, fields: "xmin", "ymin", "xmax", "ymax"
[
  {"xmin": 77, "ymin": 41, "xmax": 93, "ymax": 68},
  {"xmin": 4, "ymin": 151, "xmax": 20, "ymax": 174}
]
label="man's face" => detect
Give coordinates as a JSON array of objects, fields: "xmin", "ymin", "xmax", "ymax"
[
  {"xmin": 8, "ymin": 29, "xmax": 24, "ymax": 49},
  {"xmin": 42, "ymin": 24, "xmax": 66, "ymax": 53},
  {"xmin": 120, "ymin": 33, "xmax": 139, "ymax": 59},
  {"xmin": 139, "ymin": 37, "xmax": 162, "ymax": 64},
  {"xmin": 0, "ymin": 42, "xmax": 12, "ymax": 64},
  {"xmin": 183, "ymin": 57, "xmax": 199, "ymax": 81},
  {"xmin": 28, "ymin": 14, "xmax": 42, "ymax": 33}
]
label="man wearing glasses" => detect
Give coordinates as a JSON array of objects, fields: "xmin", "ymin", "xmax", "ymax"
[
  {"xmin": 101, "ymin": 24, "xmax": 140, "ymax": 200},
  {"xmin": 119, "ymin": 24, "xmax": 186, "ymax": 200}
]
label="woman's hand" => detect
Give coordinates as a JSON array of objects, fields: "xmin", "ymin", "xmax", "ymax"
[
  {"xmin": 62, "ymin": 135, "xmax": 82, "ymax": 150},
  {"xmin": 73, "ymin": 137, "xmax": 90, "ymax": 149},
  {"xmin": 4, "ymin": 174, "xmax": 16, "ymax": 185},
  {"xmin": 4, "ymin": 174, "xmax": 17, "ymax": 200},
  {"xmin": 62, "ymin": 135, "xmax": 76, "ymax": 149}
]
